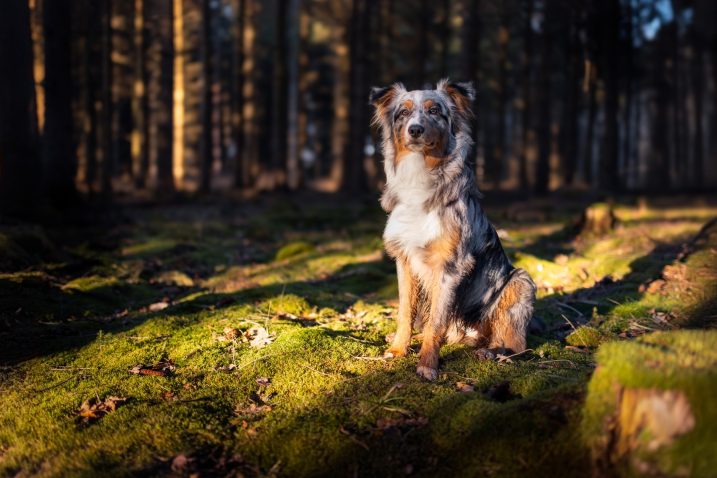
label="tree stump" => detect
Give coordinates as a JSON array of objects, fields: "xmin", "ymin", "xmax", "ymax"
[{"xmin": 577, "ymin": 202, "xmax": 617, "ymax": 237}]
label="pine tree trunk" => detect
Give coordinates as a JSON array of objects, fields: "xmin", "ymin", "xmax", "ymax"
[
  {"xmin": 199, "ymin": 0, "xmax": 213, "ymax": 193},
  {"xmin": 269, "ymin": 0, "xmax": 288, "ymax": 190},
  {"xmin": 518, "ymin": 0, "xmax": 533, "ymax": 190},
  {"xmin": 231, "ymin": 0, "xmax": 246, "ymax": 188},
  {"xmin": 100, "ymin": 0, "xmax": 114, "ymax": 197},
  {"xmin": 0, "ymin": 0, "xmax": 40, "ymax": 213},
  {"xmin": 132, "ymin": 0, "xmax": 149, "ymax": 189},
  {"xmin": 600, "ymin": 0, "xmax": 620, "ymax": 191},
  {"xmin": 155, "ymin": 0, "xmax": 174, "ymax": 194},
  {"xmin": 341, "ymin": 0, "xmax": 373, "ymax": 194},
  {"xmin": 286, "ymin": 0, "xmax": 301, "ymax": 190},
  {"xmin": 43, "ymin": 0, "xmax": 77, "ymax": 204},
  {"xmin": 534, "ymin": 3, "xmax": 553, "ymax": 195}
]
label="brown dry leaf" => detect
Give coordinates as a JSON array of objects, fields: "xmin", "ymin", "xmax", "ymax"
[
  {"xmin": 243, "ymin": 326, "xmax": 275, "ymax": 349},
  {"xmin": 256, "ymin": 377, "xmax": 271, "ymax": 386},
  {"xmin": 223, "ymin": 326, "xmax": 239, "ymax": 340},
  {"xmin": 76, "ymin": 396, "xmax": 127, "ymax": 424},
  {"xmin": 129, "ymin": 358, "xmax": 175, "ymax": 377},
  {"xmin": 456, "ymin": 381, "xmax": 475, "ymax": 393}
]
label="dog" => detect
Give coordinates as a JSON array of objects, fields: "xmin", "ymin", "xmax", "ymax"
[{"xmin": 370, "ymin": 79, "xmax": 536, "ymax": 381}]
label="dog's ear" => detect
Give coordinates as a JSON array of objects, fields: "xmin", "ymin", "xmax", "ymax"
[
  {"xmin": 437, "ymin": 79, "xmax": 476, "ymax": 121},
  {"xmin": 369, "ymin": 83, "xmax": 405, "ymax": 129}
]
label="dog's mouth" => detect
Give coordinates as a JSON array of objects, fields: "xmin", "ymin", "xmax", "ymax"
[{"xmin": 406, "ymin": 140, "xmax": 436, "ymax": 150}]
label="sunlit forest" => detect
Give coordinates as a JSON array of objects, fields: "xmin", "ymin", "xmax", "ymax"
[{"xmin": 1, "ymin": 0, "xmax": 716, "ymax": 477}]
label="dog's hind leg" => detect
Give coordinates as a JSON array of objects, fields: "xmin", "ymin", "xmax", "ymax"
[{"xmin": 482, "ymin": 269, "xmax": 536, "ymax": 356}]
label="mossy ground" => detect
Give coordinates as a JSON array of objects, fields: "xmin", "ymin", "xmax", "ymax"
[{"xmin": 0, "ymin": 196, "xmax": 715, "ymax": 477}]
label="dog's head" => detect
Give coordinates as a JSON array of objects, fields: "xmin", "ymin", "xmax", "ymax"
[{"xmin": 370, "ymin": 79, "xmax": 475, "ymax": 164}]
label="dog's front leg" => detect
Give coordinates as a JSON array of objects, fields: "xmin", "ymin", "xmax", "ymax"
[
  {"xmin": 385, "ymin": 258, "xmax": 416, "ymax": 358},
  {"xmin": 416, "ymin": 274, "xmax": 455, "ymax": 381}
]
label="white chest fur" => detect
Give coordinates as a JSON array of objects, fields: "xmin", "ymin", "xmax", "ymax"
[{"xmin": 383, "ymin": 153, "xmax": 441, "ymax": 281}]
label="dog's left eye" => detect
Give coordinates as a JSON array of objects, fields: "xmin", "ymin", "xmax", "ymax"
[{"xmin": 428, "ymin": 106, "xmax": 439, "ymax": 115}]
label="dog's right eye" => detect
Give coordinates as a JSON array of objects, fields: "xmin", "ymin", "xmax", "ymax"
[{"xmin": 399, "ymin": 109, "xmax": 410, "ymax": 117}]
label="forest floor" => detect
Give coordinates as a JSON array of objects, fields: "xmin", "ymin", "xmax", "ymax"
[{"xmin": 0, "ymin": 195, "xmax": 716, "ymax": 477}]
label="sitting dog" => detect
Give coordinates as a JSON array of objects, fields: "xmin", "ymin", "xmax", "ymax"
[{"xmin": 370, "ymin": 79, "xmax": 536, "ymax": 381}]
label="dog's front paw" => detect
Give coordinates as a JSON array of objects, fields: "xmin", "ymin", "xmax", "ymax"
[
  {"xmin": 384, "ymin": 347, "xmax": 408, "ymax": 358},
  {"xmin": 416, "ymin": 365, "xmax": 438, "ymax": 381},
  {"xmin": 474, "ymin": 348, "xmax": 496, "ymax": 361}
]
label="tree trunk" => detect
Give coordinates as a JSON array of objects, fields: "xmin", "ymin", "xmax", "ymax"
[
  {"xmin": 460, "ymin": 0, "xmax": 481, "ymax": 172},
  {"xmin": 268, "ymin": 0, "xmax": 288, "ymax": 190},
  {"xmin": 690, "ymin": 30, "xmax": 704, "ymax": 190},
  {"xmin": 534, "ymin": 3, "xmax": 553, "ymax": 196},
  {"xmin": 132, "ymin": 0, "xmax": 149, "ymax": 189},
  {"xmin": 494, "ymin": 7, "xmax": 509, "ymax": 188},
  {"xmin": 171, "ymin": 0, "xmax": 184, "ymax": 190},
  {"xmin": 286, "ymin": 0, "xmax": 301, "ymax": 190},
  {"xmin": 559, "ymin": 8, "xmax": 579, "ymax": 188},
  {"xmin": 599, "ymin": 0, "xmax": 620, "ymax": 191},
  {"xmin": 0, "ymin": 0, "xmax": 40, "ymax": 213},
  {"xmin": 155, "ymin": 0, "xmax": 174, "ymax": 194},
  {"xmin": 231, "ymin": 0, "xmax": 246, "ymax": 188},
  {"xmin": 199, "ymin": 0, "xmax": 213, "ymax": 193},
  {"xmin": 43, "ymin": 0, "xmax": 77, "ymax": 204},
  {"xmin": 341, "ymin": 0, "xmax": 373, "ymax": 194},
  {"xmin": 100, "ymin": 0, "xmax": 114, "ymax": 197},
  {"xmin": 518, "ymin": 0, "xmax": 533, "ymax": 190}
]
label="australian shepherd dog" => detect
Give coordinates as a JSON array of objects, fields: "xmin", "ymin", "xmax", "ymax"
[{"xmin": 370, "ymin": 79, "xmax": 536, "ymax": 381}]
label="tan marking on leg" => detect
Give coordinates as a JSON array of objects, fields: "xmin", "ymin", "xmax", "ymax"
[
  {"xmin": 417, "ymin": 275, "xmax": 450, "ymax": 380},
  {"xmin": 385, "ymin": 258, "xmax": 417, "ymax": 358},
  {"xmin": 488, "ymin": 280, "xmax": 527, "ymax": 354}
]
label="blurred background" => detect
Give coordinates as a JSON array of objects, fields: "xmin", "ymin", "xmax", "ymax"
[{"xmin": 1, "ymin": 0, "xmax": 716, "ymax": 212}]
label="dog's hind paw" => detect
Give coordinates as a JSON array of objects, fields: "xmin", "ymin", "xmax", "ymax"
[
  {"xmin": 474, "ymin": 348, "xmax": 496, "ymax": 361},
  {"xmin": 416, "ymin": 365, "xmax": 438, "ymax": 381}
]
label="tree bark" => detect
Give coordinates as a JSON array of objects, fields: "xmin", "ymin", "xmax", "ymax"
[
  {"xmin": 534, "ymin": 3, "xmax": 553, "ymax": 195},
  {"xmin": 100, "ymin": 0, "xmax": 114, "ymax": 197},
  {"xmin": 155, "ymin": 0, "xmax": 174, "ymax": 194},
  {"xmin": 199, "ymin": 0, "xmax": 213, "ymax": 193},
  {"xmin": 518, "ymin": 0, "xmax": 533, "ymax": 190},
  {"xmin": 231, "ymin": 0, "xmax": 246, "ymax": 188},
  {"xmin": 132, "ymin": 0, "xmax": 150, "ymax": 189},
  {"xmin": 286, "ymin": 0, "xmax": 302, "ymax": 190},
  {"xmin": 43, "ymin": 0, "xmax": 77, "ymax": 204},
  {"xmin": 341, "ymin": 0, "xmax": 373, "ymax": 193},
  {"xmin": 0, "ymin": 0, "xmax": 40, "ymax": 213},
  {"xmin": 599, "ymin": 0, "xmax": 620, "ymax": 191}
]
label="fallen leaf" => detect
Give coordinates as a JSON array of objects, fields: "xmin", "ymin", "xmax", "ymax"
[
  {"xmin": 243, "ymin": 326, "xmax": 275, "ymax": 349},
  {"xmin": 223, "ymin": 326, "xmax": 239, "ymax": 340},
  {"xmin": 129, "ymin": 358, "xmax": 175, "ymax": 377},
  {"xmin": 76, "ymin": 396, "xmax": 127, "ymax": 425},
  {"xmin": 256, "ymin": 377, "xmax": 271, "ymax": 386},
  {"xmin": 456, "ymin": 381, "xmax": 475, "ymax": 393}
]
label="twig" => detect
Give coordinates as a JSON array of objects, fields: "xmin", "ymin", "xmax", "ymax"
[
  {"xmin": 561, "ymin": 314, "xmax": 578, "ymax": 332},
  {"xmin": 555, "ymin": 301, "xmax": 584, "ymax": 317},
  {"xmin": 339, "ymin": 426, "xmax": 370, "ymax": 450},
  {"xmin": 352, "ymin": 356, "xmax": 387, "ymax": 361}
]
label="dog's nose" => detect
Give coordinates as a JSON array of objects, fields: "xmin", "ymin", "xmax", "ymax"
[{"xmin": 408, "ymin": 124, "xmax": 424, "ymax": 138}]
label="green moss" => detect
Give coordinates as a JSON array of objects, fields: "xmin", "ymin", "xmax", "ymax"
[
  {"xmin": 582, "ymin": 330, "xmax": 717, "ymax": 477},
  {"xmin": 2, "ymin": 201, "xmax": 715, "ymax": 477},
  {"xmin": 62, "ymin": 275, "xmax": 120, "ymax": 292},
  {"xmin": 565, "ymin": 326, "xmax": 612, "ymax": 347},
  {"xmin": 260, "ymin": 294, "xmax": 312, "ymax": 316},
  {"xmin": 275, "ymin": 241, "xmax": 315, "ymax": 261}
]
